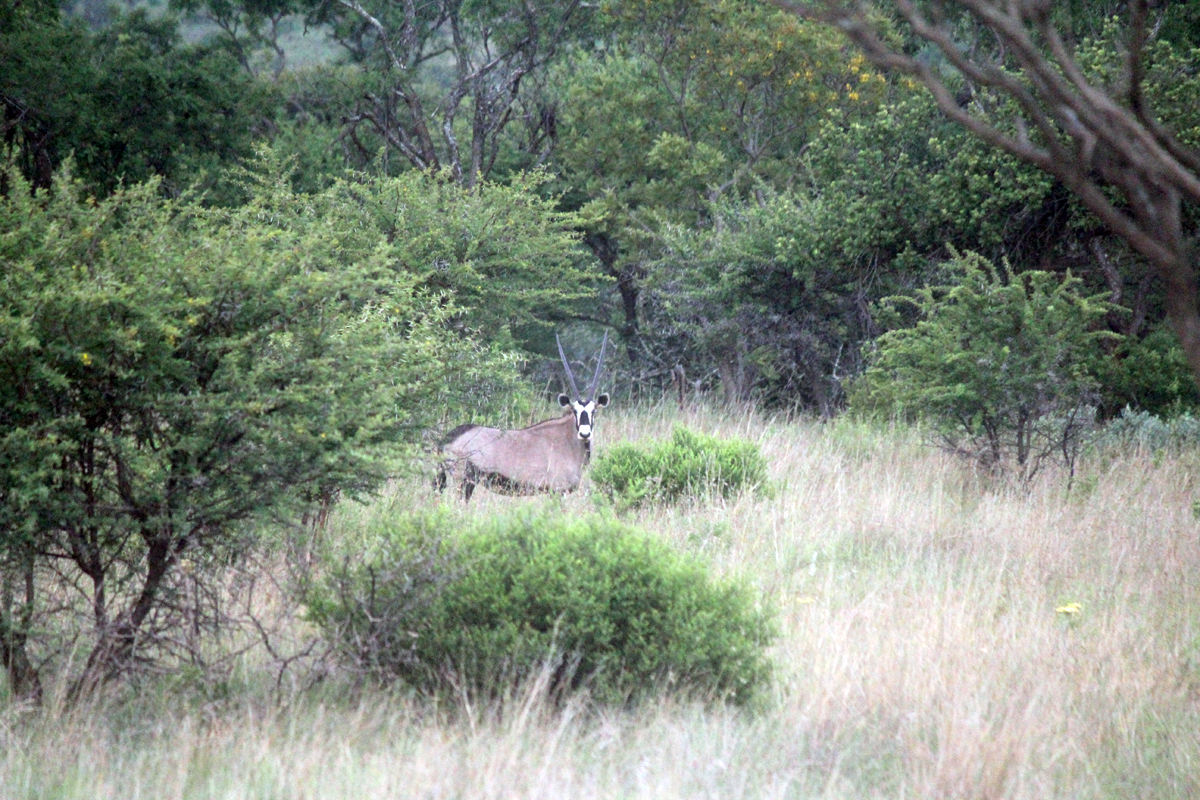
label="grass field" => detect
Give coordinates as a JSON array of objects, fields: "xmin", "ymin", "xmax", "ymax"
[{"xmin": 2, "ymin": 404, "xmax": 1199, "ymax": 798}]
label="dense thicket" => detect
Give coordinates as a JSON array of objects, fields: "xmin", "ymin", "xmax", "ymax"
[
  {"xmin": 7, "ymin": 2, "xmax": 1200, "ymax": 412},
  {"xmin": 0, "ymin": 146, "xmax": 589, "ymax": 696},
  {"xmin": 2, "ymin": 1, "xmax": 261, "ymax": 199},
  {"xmin": 776, "ymin": 0, "xmax": 1200, "ymax": 412}
]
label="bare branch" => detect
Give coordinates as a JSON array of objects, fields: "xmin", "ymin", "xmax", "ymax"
[
  {"xmin": 1128, "ymin": 0, "xmax": 1149, "ymax": 118},
  {"xmin": 335, "ymin": 0, "xmax": 404, "ymax": 72}
]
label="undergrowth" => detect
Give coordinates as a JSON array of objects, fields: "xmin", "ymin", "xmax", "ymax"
[
  {"xmin": 590, "ymin": 425, "xmax": 770, "ymax": 506},
  {"xmin": 306, "ymin": 508, "xmax": 776, "ymax": 706}
]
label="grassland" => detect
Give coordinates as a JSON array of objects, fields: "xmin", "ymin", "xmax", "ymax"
[{"xmin": 2, "ymin": 404, "xmax": 1198, "ymax": 799}]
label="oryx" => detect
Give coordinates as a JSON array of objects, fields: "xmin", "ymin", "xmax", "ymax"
[{"xmin": 436, "ymin": 333, "xmax": 610, "ymax": 501}]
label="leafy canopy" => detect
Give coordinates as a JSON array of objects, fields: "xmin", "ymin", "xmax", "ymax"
[{"xmin": 1, "ymin": 7, "xmax": 262, "ymax": 197}]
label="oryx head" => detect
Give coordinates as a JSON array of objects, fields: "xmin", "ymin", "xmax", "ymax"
[{"xmin": 556, "ymin": 331, "xmax": 610, "ymax": 441}]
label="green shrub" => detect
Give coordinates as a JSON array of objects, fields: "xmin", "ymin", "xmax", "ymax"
[
  {"xmin": 852, "ymin": 249, "xmax": 1115, "ymax": 481},
  {"xmin": 1097, "ymin": 324, "xmax": 1200, "ymax": 417},
  {"xmin": 1101, "ymin": 407, "xmax": 1200, "ymax": 452},
  {"xmin": 590, "ymin": 426, "xmax": 770, "ymax": 506},
  {"xmin": 307, "ymin": 509, "xmax": 776, "ymax": 706}
]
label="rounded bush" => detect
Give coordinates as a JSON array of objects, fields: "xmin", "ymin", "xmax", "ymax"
[
  {"xmin": 307, "ymin": 509, "xmax": 775, "ymax": 705},
  {"xmin": 590, "ymin": 426, "xmax": 770, "ymax": 506}
]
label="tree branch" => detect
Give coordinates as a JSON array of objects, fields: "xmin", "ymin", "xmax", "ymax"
[{"xmin": 772, "ymin": 0, "xmax": 1200, "ymax": 386}]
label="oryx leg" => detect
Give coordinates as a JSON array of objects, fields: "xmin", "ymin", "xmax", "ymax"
[{"xmin": 462, "ymin": 462, "xmax": 479, "ymax": 503}]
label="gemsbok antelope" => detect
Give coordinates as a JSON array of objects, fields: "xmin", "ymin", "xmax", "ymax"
[{"xmin": 436, "ymin": 333, "xmax": 610, "ymax": 501}]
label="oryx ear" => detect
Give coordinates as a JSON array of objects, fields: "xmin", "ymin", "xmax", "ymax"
[
  {"xmin": 558, "ymin": 393, "xmax": 572, "ymax": 408},
  {"xmin": 595, "ymin": 393, "xmax": 610, "ymax": 408}
]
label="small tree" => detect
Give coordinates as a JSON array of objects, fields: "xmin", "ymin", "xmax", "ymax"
[
  {"xmin": 0, "ymin": 153, "xmax": 542, "ymax": 699},
  {"xmin": 854, "ymin": 250, "xmax": 1116, "ymax": 481}
]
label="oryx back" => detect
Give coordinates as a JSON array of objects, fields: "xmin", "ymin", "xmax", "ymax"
[{"xmin": 440, "ymin": 414, "xmax": 586, "ymax": 496}]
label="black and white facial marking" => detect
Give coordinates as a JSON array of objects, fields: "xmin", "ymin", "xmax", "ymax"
[
  {"xmin": 559, "ymin": 392, "xmax": 610, "ymax": 440},
  {"xmin": 556, "ymin": 330, "xmax": 611, "ymax": 442}
]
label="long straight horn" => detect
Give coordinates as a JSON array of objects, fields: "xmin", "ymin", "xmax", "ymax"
[
  {"xmin": 556, "ymin": 333, "xmax": 582, "ymax": 400},
  {"xmin": 586, "ymin": 331, "xmax": 609, "ymax": 402}
]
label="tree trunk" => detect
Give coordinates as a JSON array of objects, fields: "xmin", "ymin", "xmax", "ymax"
[
  {"xmin": 616, "ymin": 264, "xmax": 643, "ymax": 367},
  {"xmin": 716, "ymin": 346, "xmax": 756, "ymax": 407},
  {"xmin": 1161, "ymin": 254, "xmax": 1200, "ymax": 384},
  {"xmin": 0, "ymin": 553, "xmax": 42, "ymax": 703},
  {"xmin": 0, "ymin": 624, "xmax": 41, "ymax": 703},
  {"xmin": 584, "ymin": 232, "xmax": 643, "ymax": 366},
  {"xmin": 70, "ymin": 531, "xmax": 173, "ymax": 699}
]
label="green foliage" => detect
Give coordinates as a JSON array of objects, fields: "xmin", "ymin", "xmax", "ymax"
[
  {"xmin": 1098, "ymin": 324, "xmax": 1200, "ymax": 417},
  {"xmin": 266, "ymin": 66, "xmax": 378, "ymax": 191},
  {"xmin": 643, "ymin": 86, "xmax": 1059, "ymax": 411},
  {"xmin": 549, "ymin": 1, "xmax": 877, "ymax": 390},
  {"xmin": 591, "ymin": 427, "xmax": 770, "ymax": 506},
  {"xmin": 338, "ymin": 168, "xmax": 597, "ymax": 350},
  {"xmin": 292, "ymin": 0, "xmax": 597, "ymax": 185},
  {"xmin": 853, "ymin": 250, "xmax": 1117, "ymax": 479},
  {"xmin": 653, "ymin": 189, "xmax": 884, "ymax": 411},
  {"xmin": 308, "ymin": 509, "xmax": 776, "ymax": 705},
  {"xmin": 1, "ymin": 8, "xmax": 263, "ymax": 198},
  {"xmin": 559, "ymin": 0, "xmax": 876, "ymax": 209},
  {"xmin": 1102, "ymin": 407, "xmax": 1200, "ymax": 453},
  {"xmin": 0, "ymin": 150, "xmax": 532, "ymax": 688},
  {"xmin": 804, "ymin": 91, "xmax": 1056, "ymax": 258},
  {"xmin": 1071, "ymin": 15, "xmax": 1200, "ymax": 152}
]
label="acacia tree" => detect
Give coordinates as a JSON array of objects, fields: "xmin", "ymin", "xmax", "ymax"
[
  {"xmin": 855, "ymin": 249, "xmax": 1116, "ymax": 481},
  {"xmin": 170, "ymin": 0, "xmax": 304, "ymax": 77},
  {"xmin": 0, "ymin": 148, "xmax": 583, "ymax": 700},
  {"xmin": 776, "ymin": 0, "xmax": 1200, "ymax": 389}
]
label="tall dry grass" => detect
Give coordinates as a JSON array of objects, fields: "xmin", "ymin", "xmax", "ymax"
[{"xmin": 2, "ymin": 402, "xmax": 1198, "ymax": 799}]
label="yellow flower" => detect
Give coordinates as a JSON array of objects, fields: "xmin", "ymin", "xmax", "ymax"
[
  {"xmin": 80, "ymin": 352, "xmax": 92, "ymax": 366},
  {"xmin": 1055, "ymin": 602, "xmax": 1082, "ymax": 616}
]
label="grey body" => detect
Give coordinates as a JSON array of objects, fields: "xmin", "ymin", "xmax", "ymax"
[
  {"xmin": 436, "ymin": 332, "xmax": 610, "ymax": 502},
  {"xmin": 438, "ymin": 413, "xmax": 590, "ymax": 499}
]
